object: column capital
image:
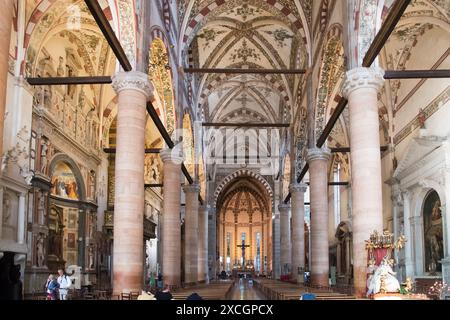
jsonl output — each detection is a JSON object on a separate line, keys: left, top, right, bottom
{"left": 112, "top": 71, "right": 154, "bottom": 100}
{"left": 289, "top": 183, "right": 308, "bottom": 194}
{"left": 183, "top": 183, "right": 200, "bottom": 194}
{"left": 343, "top": 67, "right": 385, "bottom": 98}
{"left": 160, "top": 144, "right": 184, "bottom": 164}
{"left": 278, "top": 203, "right": 291, "bottom": 212}
{"left": 306, "top": 147, "right": 331, "bottom": 163}
{"left": 401, "top": 189, "right": 412, "bottom": 201}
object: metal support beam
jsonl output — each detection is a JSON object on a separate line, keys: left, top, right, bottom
{"left": 103, "top": 148, "right": 161, "bottom": 154}
{"left": 146, "top": 102, "right": 174, "bottom": 148}
{"left": 202, "top": 122, "right": 289, "bottom": 128}
{"left": 84, "top": 0, "right": 132, "bottom": 71}
{"left": 27, "top": 76, "right": 112, "bottom": 86}
{"left": 184, "top": 68, "right": 307, "bottom": 75}
{"left": 316, "top": 98, "right": 348, "bottom": 148}
{"left": 384, "top": 69, "right": 450, "bottom": 79}
{"left": 146, "top": 102, "right": 202, "bottom": 204}
{"left": 145, "top": 184, "right": 163, "bottom": 188}
{"left": 330, "top": 146, "right": 388, "bottom": 153}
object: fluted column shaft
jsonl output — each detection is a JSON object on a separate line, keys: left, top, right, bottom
{"left": 184, "top": 183, "right": 200, "bottom": 284}
{"left": 111, "top": 71, "right": 153, "bottom": 295}
{"left": 290, "top": 183, "right": 308, "bottom": 282}
{"left": 307, "top": 147, "right": 331, "bottom": 287}
{"left": 198, "top": 205, "right": 209, "bottom": 283}
{"left": 343, "top": 67, "right": 385, "bottom": 297}
{"left": 279, "top": 204, "right": 292, "bottom": 274}
{"left": 0, "top": 0, "right": 14, "bottom": 162}
{"left": 161, "top": 147, "right": 183, "bottom": 288}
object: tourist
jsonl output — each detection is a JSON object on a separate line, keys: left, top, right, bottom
{"left": 45, "top": 274, "right": 59, "bottom": 300}
{"left": 186, "top": 292, "right": 203, "bottom": 300}
{"left": 149, "top": 272, "right": 156, "bottom": 290}
{"left": 155, "top": 284, "right": 173, "bottom": 300}
{"left": 57, "top": 269, "right": 72, "bottom": 300}
{"left": 157, "top": 273, "right": 163, "bottom": 289}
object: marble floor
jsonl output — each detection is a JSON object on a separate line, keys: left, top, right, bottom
{"left": 228, "top": 279, "right": 267, "bottom": 300}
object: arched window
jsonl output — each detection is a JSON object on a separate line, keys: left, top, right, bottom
{"left": 333, "top": 162, "right": 341, "bottom": 229}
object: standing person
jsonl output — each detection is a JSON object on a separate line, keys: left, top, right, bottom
{"left": 157, "top": 273, "right": 163, "bottom": 290}
{"left": 149, "top": 272, "right": 156, "bottom": 291}
{"left": 45, "top": 275, "right": 59, "bottom": 300}
{"left": 57, "top": 269, "right": 72, "bottom": 300}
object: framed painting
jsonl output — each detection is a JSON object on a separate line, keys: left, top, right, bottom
{"left": 423, "top": 190, "right": 444, "bottom": 273}
{"left": 67, "top": 232, "right": 76, "bottom": 249}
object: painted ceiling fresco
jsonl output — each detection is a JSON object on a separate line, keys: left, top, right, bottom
{"left": 188, "top": 0, "right": 311, "bottom": 129}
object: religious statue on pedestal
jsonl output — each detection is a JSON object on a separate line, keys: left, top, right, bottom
{"left": 40, "top": 139, "right": 49, "bottom": 174}
{"left": 365, "top": 230, "right": 406, "bottom": 298}
{"left": 367, "top": 256, "right": 400, "bottom": 295}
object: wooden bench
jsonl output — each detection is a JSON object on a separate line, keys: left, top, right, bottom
{"left": 253, "top": 279, "right": 356, "bottom": 300}
{"left": 171, "top": 281, "right": 234, "bottom": 300}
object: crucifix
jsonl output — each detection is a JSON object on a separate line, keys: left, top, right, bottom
{"left": 237, "top": 239, "right": 250, "bottom": 267}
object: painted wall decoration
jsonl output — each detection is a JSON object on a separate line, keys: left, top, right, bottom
{"left": 50, "top": 162, "right": 79, "bottom": 200}
{"left": 282, "top": 154, "right": 291, "bottom": 200}
{"left": 148, "top": 38, "right": 176, "bottom": 138}
{"left": 199, "top": 155, "right": 206, "bottom": 201}
{"left": 183, "top": 113, "right": 195, "bottom": 178}
{"left": 423, "top": 190, "right": 444, "bottom": 274}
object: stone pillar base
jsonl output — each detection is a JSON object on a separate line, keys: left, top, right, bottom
{"left": 311, "top": 274, "right": 329, "bottom": 287}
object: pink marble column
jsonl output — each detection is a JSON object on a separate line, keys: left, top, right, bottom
{"left": 111, "top": 71, "right": 153, "bottom": 295}
{"left": 0, "top": 0, "right": 14, "bottom": 162}
{"left": 278, "top": 204, "right": 291, "bottom": 274}
{"left": 198, "top": 204, "right": 209, "bottom": 283}
{"left": 184, "top": 183, "right": 200, "bottom": 285}
{"left": 160, "top": 146, "right": 183, "bottom": 288}
{"left": 306, "top": 147, "right": 331, "bottom": 287}
{"left": 290, "top": 183, "right": 308, "bottom": 282}
{"left": 343, "top": 67, "right": 385, "bottom": 297}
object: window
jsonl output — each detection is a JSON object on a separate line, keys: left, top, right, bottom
{"left": 334, "top": 162, "right": 341, "bottom": 228}
{"left": 256, "top": 232, "right": 261, "bottom": 272}
{"left": 226, "top": 232, "right": 231, "bottom": 271}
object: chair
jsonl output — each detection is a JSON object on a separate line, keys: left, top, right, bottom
{"left": 121, "top": 292, "right": 131, "bottom": 300}
{"left": 130, "top": 292, "right": 140, "bottom": 300}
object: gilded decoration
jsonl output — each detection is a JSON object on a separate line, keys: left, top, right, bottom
{"left": 148, "top": 39, "right": 176, "bottom": 137}
{"left": 183, "top": 114, "right": 195, "bottom": 179}
{"left": 365, "top": 230, "right": 407, "bottom": 297}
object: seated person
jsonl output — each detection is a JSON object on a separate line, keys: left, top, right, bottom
{"left": 137, "top": 290, "right": 156, "bottom": 300}
{"left": 155, "top": 284, "right": 173, "bottom": 300}
{"left": 186, "top": 292, "right": 203, "bottom": 300}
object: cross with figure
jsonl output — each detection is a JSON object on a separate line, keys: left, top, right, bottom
{"left": 237, "top": 239, "right": 250, "bottom": 266}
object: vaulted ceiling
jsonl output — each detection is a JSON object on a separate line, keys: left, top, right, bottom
{"left": 185, "top": 0, "right": 311, "bottom": 126}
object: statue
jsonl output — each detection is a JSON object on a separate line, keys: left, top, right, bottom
{"left": 150, "top": 157, "right": 160, "bottom": 183}
{"left": 418, "top": 108, "right": 426, "bottom": 129}
{"left": 36, "top": 234, "right": 45, "bottom": 267}
{"left": 40, "top": 139, "right": 49, "bottom": 174}
{"left": 37, "top": 192, "right": 45, "bottom": 222}
{"left": 367, "top": 256, "right": 400, "bottom": 295}
{"left": 89, "top": 170, "right": 96, "bottom": 200}
{"left": 88, "top": 246, "right": 94, "bottom": 269}
{"left": 57, "top": 57, "right": 65, "bottom": 77}
{"left": 2, "top": 193, "right": 11, "bottom": 224}
{"left": 78, "top": 86, "right": 86, "bottom": 109}
{"left": 402, "top": 278, "right": 413, "bottom": 293}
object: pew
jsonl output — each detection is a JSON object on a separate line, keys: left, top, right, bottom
{"left": 253, "top": 279, "right": 357, "bottom": 300}
{"left": 171, "top": 281, "right": 234, "bottom": 300}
